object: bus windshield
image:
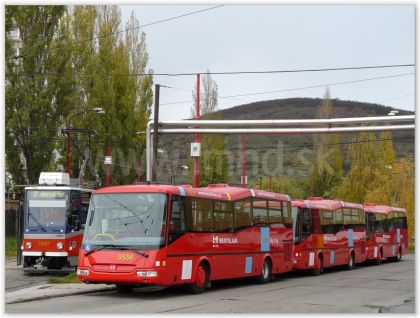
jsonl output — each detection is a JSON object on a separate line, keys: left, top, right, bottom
{"left": 83, "top": 193, "right": 168, "bottom": 250}
{"left": 26, "top": 190, "right": 70, "bottom": 230}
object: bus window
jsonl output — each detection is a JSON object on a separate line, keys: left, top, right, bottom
{"left": 374, "top": 213, "right": 387, "bottom": 233}
{"left": 334, "top": 209, "right": 344, "bottom": 233}
{"left": 187, "top": 198, "right": 213, "bottom": 232}
{"left": 283, "top": 202, "right": 293, "bottom": 229}
{"left": 292, "top": 206, "right": 301, "bottom": 244}
{"left": 252, "top": 199, "right": 268, "bottom": 226}
{"left": 320, "top": 210, "right": 334, "bottom": 234}
{"left": 394, "top": 212, "right": 407, "bottom": 230}
{"left": 234, "top": 199, "right": 252, "bottom": 230}
{"left": 302, "top": 208, "right": 312, "bottom": 240}
{"left": 268, "top": 201, "right": 282, "bottom": 226}
{"left": 387, "top": 213, "right": 395, "bottom": 232}
{"left": 169, "top": 195, "right": 186, "bottom": 243}
{"left": 214, "top": 201, "right": 233, "bottom": 232}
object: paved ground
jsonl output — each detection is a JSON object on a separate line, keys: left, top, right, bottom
{"left": 5, "top": 257, "right": 50, "bottom": 292}
{"left": 5, "top": 253, "right": 415, "bottom": 314}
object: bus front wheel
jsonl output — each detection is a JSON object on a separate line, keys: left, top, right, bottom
{"left": 187, "top": 262, "right": 210, "bottom": 294}
{"left": 258, "top": 258, "right": 272, "bottom": 284}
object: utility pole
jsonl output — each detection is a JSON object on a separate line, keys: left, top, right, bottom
{"left": 152, "top": 84, "right": 160, "bottom": 182}
{"left": 241, "top": 133, "right": 247, "bottom": 187}
{"left": 193, "top": 74, "right": 200, "bottom": 188}
{"left": 105, "top": 142, "right": 111, "bottom": 187}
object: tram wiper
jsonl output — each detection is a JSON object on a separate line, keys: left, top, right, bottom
{"left": 28, "top": 211, "right": 46, "bottom": 232}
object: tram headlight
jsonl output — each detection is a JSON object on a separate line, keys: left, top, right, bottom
{"left": 57, "top": 242, "right": 63, "bottom": 250}
{"left": 136, "top": 271, "right": 158, "bottom": 278}
{"left": 25, "top": 242, "right": 32, "bottom": 249}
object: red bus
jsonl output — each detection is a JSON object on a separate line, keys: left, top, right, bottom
{"left": 364, "top": 204, "right": 408, "bottom": 264}
{"left": 77, "top": 184, "right": 294, "bottom": 293}
{"left": 291, "top": 198, "right": 367, "bottom": 275}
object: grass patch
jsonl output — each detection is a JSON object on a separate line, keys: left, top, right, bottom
{"left": 48, "top": 272, "right": 81, "bottom": 284}
{"left": 409, "top": 244, "right": 415, "bottom": 252}
{"left": 5, "top": 236, "right": 17, "bottom": 257}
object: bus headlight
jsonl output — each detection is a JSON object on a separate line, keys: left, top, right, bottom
{"left": 57, "top": 242, "right": 63, "bottom": 250}
{"left": 25, "top": 242, "right": 32, "bottom": 249}
{"left": 77, "top": 268, "right": 89, "bottom": 276}
{"left": 136, "top": 271, "right": 158, "bottom": 278}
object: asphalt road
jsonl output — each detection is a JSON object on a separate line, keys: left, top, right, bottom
{"left": 6, "top": 253, "right": 415, "bottom": 313}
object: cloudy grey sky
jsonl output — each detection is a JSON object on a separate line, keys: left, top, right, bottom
{"left": 119, "top": 5, "right": 415, "bottom": 120}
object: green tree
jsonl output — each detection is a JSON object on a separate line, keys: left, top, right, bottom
{"left": 74, "top": 6, "right": 153, "bottom": 186}
{"left": 257, "top": 176, "right": 308, "bottom": 199}
{"left": 330, "top": 132, "right": 377, "bottom": 203}
{"left": 311, "top": 87, "right": 343, "bottom": 197}
{"left": 6, "top": 5, "right": 72, "bottom": 188}
{"left": 190, "top": 72, "right": 228, "bottom": 186}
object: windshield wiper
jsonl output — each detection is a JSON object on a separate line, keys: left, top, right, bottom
{"left": 84, "top": 244, "right": 117, "bottom": 256}
{"left": 84, "top": 244, "right": 149, "bottom": 258}
{"left": 28, "top": 211, "right": 46, "bottom": 232}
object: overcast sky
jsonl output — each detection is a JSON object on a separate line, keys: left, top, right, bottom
{"left": 118, "top": 5, "right": 414, "bottom": 120}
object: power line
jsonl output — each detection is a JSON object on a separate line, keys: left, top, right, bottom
{"left": 160, "top": 72, "right": 415, "bottom": 106}
{"left": 379, "top": 93, "right": 414, "bottom": 104}
{"left": 8, "top": 5, "right": 224, "bottom": 61}
{"left": 5, "top": 64, "right": 414, "bottom": 78}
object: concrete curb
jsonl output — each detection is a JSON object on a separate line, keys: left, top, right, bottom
{"left": 6, "top": 284, "right": 116, "bottom": 305}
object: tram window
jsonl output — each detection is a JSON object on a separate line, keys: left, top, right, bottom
{"left": 252, "top": 199, "right": 268, "bottom": 226}
{"left": 234, "top": 199, "right": 252, "bottom": 230}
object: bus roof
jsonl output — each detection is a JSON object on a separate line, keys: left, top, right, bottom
{"left": 292, "top": 198, "right": 363, "bottom": 210}
{"left": 364, "top": 204, "right": 406, "bottom": 214}
{"left": 94, "top": 183, "right": 291, "bottom": 202}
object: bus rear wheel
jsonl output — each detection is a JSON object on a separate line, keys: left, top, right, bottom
{"left": 375, "top": 249, "right": 382, "bottom": 266}
{"left": 258, "top": 258, "right": 272, "bottom": 284}
{"left": 393, "top": 247, "right": 402, "bottom": 262}
{"left": 346, "top": 253, "right": 355, "bottom": 270}
{"left": 187, "top": 262, "right": 210, "bottom": 294}
{"left": 312, "top": 254, "right": 323, "bottom": 276}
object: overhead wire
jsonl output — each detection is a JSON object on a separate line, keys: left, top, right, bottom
{"left": 7, "top": 5, "right": 224, "bottom": 61}
{"left": 160, "top": 72, "right": 415, "bottom": 106}
{"left": 6, "top": 64, "right": 415, "bottom": 78}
